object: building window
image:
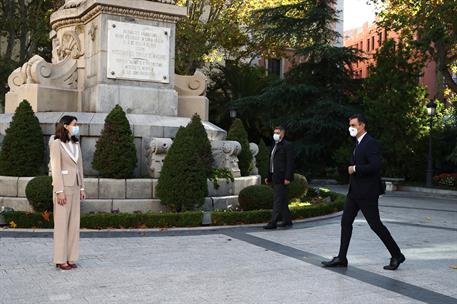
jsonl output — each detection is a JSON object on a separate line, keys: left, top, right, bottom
{"left": 371, "top": 36, "right": 375, "bottom": 50}
{"left": 378, "top": 32, "right": 383, "bottom": 46}
{"left": 267, "top": 58, "right": 281, "bottom": 77}
{"left": 360, "top": 41, "right": 363, "bottom": 50}
{"left": 367, "top": 38, "right": 370, "bottom": 51}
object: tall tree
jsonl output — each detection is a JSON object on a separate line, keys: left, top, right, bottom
{"left": 361, "top": 39, "right": 428, "bottom": 178}
{"left": 0, "top": 0, "right": 59, "bottom": 107}
{"left": 371, "top": 0, "right": 457, "bottom": 97}
{"left": 175, "top": 0, "right": 300, "bottom": 75}
{"left": 207, "top": 61, "right": 274, "bottom": 134}
{"left": 234, "top": 0, "right": 362, "bottom": 177}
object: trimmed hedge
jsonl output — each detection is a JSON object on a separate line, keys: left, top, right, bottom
{"left": 0, "top": 100, "right": 45, "bottom": 176}
{"left": 238, "top": 184, "right": 274, "bottom": 211}
{"left": 2, "top": 211, "right": 204, "bottom": 229}
{"left": 212, "top": 200, "right": 344, "bottom": 226}
{"left": 287, "top": 173, "right": 309, "bottom": 200}
{"left": 92, "top": 105, "right": 137, "bottom": 178}
{"left": 2, "top": 191, "right": 345, "bottom": 229}
{"left": 156, "top": 126, "right": 208, "bottom": 212}
{"left": 186, "top": 114, "right": 214, "bottom": 177}
{"left": 257, "top": 139, "right": 269, "bottom": 183}
{"left": 227, "top": 118, "right": 252, "bottom": 176}
{"left": 25, "top": 176, "right": 53, "bottom": 212}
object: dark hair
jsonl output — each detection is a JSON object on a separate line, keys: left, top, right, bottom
{"left": 349, "top": 114, "right": 368, "bottom": 126}
{"left": 274, "top": 125, "right": 286, "bottom": 132}
{"left": 55, "top": 115, "right": 78, "bottom": 143}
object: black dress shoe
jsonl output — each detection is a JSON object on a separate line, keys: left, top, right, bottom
{"left": 321, "top": 257, "right": 348, "bottom": 267}
{"left": 263, "top": 223, "right": 277, "bottom": 230}
{"left": 278, "top": 221, "right": 293, "bottom": 228}
{"left": 383, "top": 254, "right": 406, "bottom": 270}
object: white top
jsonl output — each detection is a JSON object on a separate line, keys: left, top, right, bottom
{"left": 357, "top": 132, "right": 367, "bottom": 143}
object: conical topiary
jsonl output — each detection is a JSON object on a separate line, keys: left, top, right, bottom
{"left": 226, "top": 118, "right": 252, "bottom": 176}
{"left": 0, "top": 100, "right": 45, "bottom": 176}
{"left": 156, "top": 126, "right": 208, "bottom": 212}
{"left": 186, "top": 113, "right": 214, "bottom": 177}
{"left": 92, "top": 105, "right": 137, "bottom": 178}
{"left": 257, "top": 138, "right": 269, "bottom": 183}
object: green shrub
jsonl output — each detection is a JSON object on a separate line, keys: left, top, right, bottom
{"left": 212, "top": 196, "right": 345, "bottom": 226}
{"left": 3, "top": 192, "right": 346, "bottom": 228}
{"left": 156, "top": 127, "right": 208, "bottom": 211}
{"left": 25, "top": 176, "right": 53, "bottom": 212}
{"left": 80, "top": 211, "right": 203, "bottom": 229}
{"left": 238, "top": 184, "right": 274, "bottom": 211}
{"left": 227, "top": 118, "right": 252, "bottom": 176}
{"left": 287, "top": 173, "right": 309, "bottom": 201}
{"left": 3, "top": 211, "right": 203, "bottom": 229}
{"left": 210, "top": 168, "right": 234, "bottom": 190}
{"left": 0, "top": 100, "right": 45, "bottom": 176}
{"left": 257, "top": 139, "right": 269, "bottom": 182}
{"left": 186, "top": 114, "right": 214, "bottom": 177}
{"left": 92, "top": 105, "right": 137, "bottom": 178}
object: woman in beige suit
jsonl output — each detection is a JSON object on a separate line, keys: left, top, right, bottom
{"left": 50, "top": 115, "right": 86, "bottom": 270}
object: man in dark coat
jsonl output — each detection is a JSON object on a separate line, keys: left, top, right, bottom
{"left": 322, "top": 114, "right": 405, "bottom": 270}
{"left": 264, "top": 126, "right": 295, "bottom": 230}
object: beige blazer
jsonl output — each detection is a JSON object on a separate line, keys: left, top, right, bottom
{"left": 50, "top": 139, "right": 85, "bottom": 193}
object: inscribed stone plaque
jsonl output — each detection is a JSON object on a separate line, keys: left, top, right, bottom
{"left": 107, "top": 21, "right": 170, "bottom": 83}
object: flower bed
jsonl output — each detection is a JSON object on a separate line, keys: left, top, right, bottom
{"left": 433, "top": 173, "right": 457, "bottom": 188}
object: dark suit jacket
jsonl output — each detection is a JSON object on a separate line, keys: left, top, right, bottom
{"left": 349, "top": 133, "right": 384, "bottom": 201}
{"left": 267, "top": 139, "right": 295, "bottom": 185}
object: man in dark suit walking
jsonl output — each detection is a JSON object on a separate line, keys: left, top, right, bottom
{"left": 322, "top": 114, "right": 405, "bottom": 270}
{"left": 264, "top": 126, "right": 295, "bottom": 230}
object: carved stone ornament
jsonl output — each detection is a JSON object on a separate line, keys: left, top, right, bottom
{"left": 211, "top": 140, "right": 242, "bottom": 177}
{"left": 63, "top": 0, "right": 87, "bottom": 9}
{"left": 56, "top": 30, "right": 84, "bottom": 61}
{"left": 175, "top": 71, "right": 207, "bottom": 96}
{"left": 8, "top": 55, "right": 78, "bottom": 92}
{"left": 249, "top": 143, "right": 259, "bottom": 175}
{"left": 147, "top": 138, "right": 173, "bottom": 178}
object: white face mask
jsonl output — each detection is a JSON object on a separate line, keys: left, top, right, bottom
{"left": 273, "top": 134, "right": 281, "bottom": 142}
{"left": 349, "top": 127, "right": 358, "bottom": 138}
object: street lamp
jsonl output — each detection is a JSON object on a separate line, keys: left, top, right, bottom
{"left": 425, "top": 100, "right": 437, "bottom": 187}
{"left": 229, "top": 106, "right": 237, "bottom": 119}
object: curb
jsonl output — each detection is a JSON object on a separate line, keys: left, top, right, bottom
{"left": 0, "top": 211, "right": 343, "bottom": 237}
{"left": 398, "top": 186, "right": 457, "bottom": 198}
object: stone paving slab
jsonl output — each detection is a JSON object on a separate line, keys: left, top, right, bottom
{"left": 0, "top": 192, "right": 456, "bottom": 304}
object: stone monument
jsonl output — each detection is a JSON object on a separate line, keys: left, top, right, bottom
{"left": 0, "top": 0, "right": 261, "bottom": 214}
{"left": 1, "top": 0, "right": 223, "bottom": 176}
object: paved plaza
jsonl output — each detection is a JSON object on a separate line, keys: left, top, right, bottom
{"left": 1, "top": 189, "right": 456, "bottom": 304}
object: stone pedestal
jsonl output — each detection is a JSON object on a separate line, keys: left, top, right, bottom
{"left": 50, "top": 0, "right": 186, "bottom": 115}
{"left": 5, "top": 84, "right": 78, "bottom": 113}
{"left": 1, "top": 0, "right": 229, "bottom": 177}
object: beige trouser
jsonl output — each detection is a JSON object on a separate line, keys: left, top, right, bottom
{"left": 53, "top": 186, "right": 80, "bottom": 264}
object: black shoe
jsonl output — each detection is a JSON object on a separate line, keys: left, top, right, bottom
{"left": 263, "top": 223, "right": 277, "bottom": 230}
{"left": 321, "top": 257, "right": 348, "bottom": 267}
{"left": 278, "top": 221, "right": 293, "bottom": 228}
{"left": 383, "top": 254, "right": 406, "bottom": 270}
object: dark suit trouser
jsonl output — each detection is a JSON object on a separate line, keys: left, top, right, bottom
{"left": 338, "top": 196, "right": 401, "bottom": 259}
{"left": 270, "top": 183, "right": 291, "bottom": 224}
